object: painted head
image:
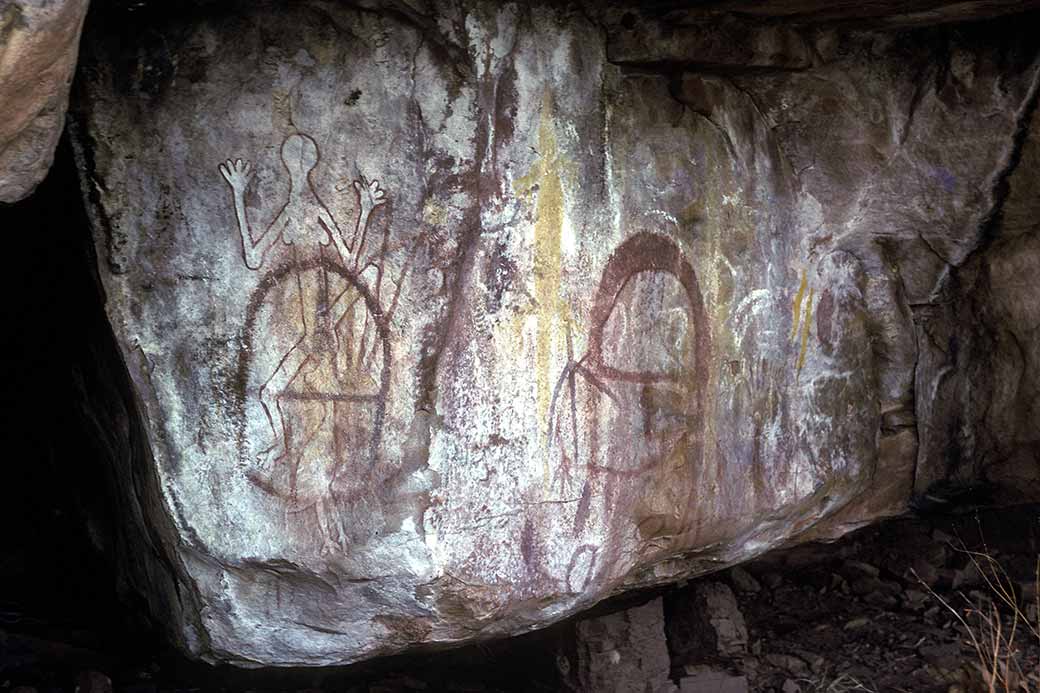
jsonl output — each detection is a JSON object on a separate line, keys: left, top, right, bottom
{"left": 280, "top": 133, "right": 319, "bottom": 188}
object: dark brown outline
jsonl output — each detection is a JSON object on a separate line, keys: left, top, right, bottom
{"left": 235, "top": 256, "right": 392, "bottom": 502}
{"left": 550, "top": 231, "right": 712, "bottom": 480}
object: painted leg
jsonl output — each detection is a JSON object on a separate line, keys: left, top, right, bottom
{"left": 330, "top": 284, "right": 361, "bottom": 385}
{"left": 316, "top": 498, "right": 347, "bottom": 555}
{"left": 257, "top": 343, "right": 310, "bottom": 468}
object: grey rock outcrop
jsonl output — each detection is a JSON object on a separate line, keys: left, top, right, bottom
{"left": 0, "top": 0, "right": 89, "bottom": 202}
{"left": 680, "top": 668, "right": 749, "bottom": 693}
{"left": 574, "top": 598, "right": 676, "bottom": 693}
{"left": 916, "top": 101, "right": 1040, "bottom": 505}
{"left": 666, "top": 582, "right": 748, "bottom": 664}
{"left": 67, "top": 0, "right": 1040, "bottom": 668}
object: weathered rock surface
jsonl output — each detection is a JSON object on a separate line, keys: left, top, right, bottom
{"left": 679, "top": 668, "right": 749, "bottom": 693}
{"left": 918, "top": 99, "right": 1040, "bottom": 505}
{"left": 602, "top": 0, "right": 1040, "bottom": 29}
{"left": 666, "top": 582, "right": 748, "bottom": 665}
{"left": 0, "top": 0, "right": 89, "bottom": 203}
{"left": 68, "top": 0, "right": 1040, "bottom": 668}
{"left": 574, "top": 598, "right": 676, "bottom": 693}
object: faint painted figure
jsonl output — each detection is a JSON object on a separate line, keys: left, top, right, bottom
{"left": 220, "top": 132, "right": 403, "bottom": 551}
{"left": 549, "top": 232, "right": 711, "bottom": 573}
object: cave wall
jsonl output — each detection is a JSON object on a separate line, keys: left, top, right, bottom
{"left": 3, "top": 0, "right": 1040, "bottom": 670}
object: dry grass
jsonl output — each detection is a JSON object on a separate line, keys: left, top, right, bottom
{"left": 913, "top": 535, "right": 1040, "bottom": 692}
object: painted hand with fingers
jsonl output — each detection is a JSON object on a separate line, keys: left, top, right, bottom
{"left": 355, "top": 176, "right": 386, "bottom": 212}
{"left": 337, "top": 174, "right": 388, "bottom": 265}
{"left": 219, "top": 158, "right": 253, "bottom": 194}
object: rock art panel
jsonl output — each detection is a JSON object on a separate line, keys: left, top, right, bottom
{"left": 70, "top": 0, "right": 1040, "bottom": 668}
{"left": 711, "top": 23, "right": 1040, "bottom": 530}
{"left": 546, "top": 232, "right": 712, "bottom": 582}
{"left": 220, "top": 133, "right": 399, "bottom": 552}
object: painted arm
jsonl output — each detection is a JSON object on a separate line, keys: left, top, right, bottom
{"left": 323, "top": 176, "right": 386, "bottom": 268}
{"left": 219, "top": 158, "right": 284, "bottom": 270}
{"left": 317, "top": 205, "right": 353, "bottom": 268}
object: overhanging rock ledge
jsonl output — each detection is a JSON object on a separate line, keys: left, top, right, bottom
{"left": 67, "top": 0, "right": 1040, "bottom": 667}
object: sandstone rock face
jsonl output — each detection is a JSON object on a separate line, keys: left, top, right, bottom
{"left": 70, "top": 0, "right": 1040, "bottom": 667}
{"left": 918, "top": 101, "right": 1040, "bottom": 504}
{"left": 0, "top": 0, "right": 89, "bottom": 203}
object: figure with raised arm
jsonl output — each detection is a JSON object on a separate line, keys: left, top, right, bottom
{"left": 219, "top": 133, "right": 386, "bottom": 470}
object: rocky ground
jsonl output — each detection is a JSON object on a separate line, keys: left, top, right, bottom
{"left": 693, "top": 507, "right": 1040, "bottom": 692}
{"left": 3, "top": 505, "right": 1040, "bottom": 692}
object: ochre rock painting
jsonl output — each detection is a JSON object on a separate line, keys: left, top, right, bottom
{"left": 221, "top": 133, "right": 400, "bottom": 553}
{"left": 71, "top": 0, "right": 1040, "bottom": 669}
{"left": 548, "top": 232, "right": 711, "bottom": 588}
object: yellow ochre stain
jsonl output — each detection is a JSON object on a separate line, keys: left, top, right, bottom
{"left": 797, "top": 286, "right": 814, "bottom": 374}
{"left": 790, "top": 269, "right": 808, "bottom": 339}
{"left": 513, "top": 88, "right": 575, "bottom": 489}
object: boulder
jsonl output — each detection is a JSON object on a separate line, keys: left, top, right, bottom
{"left": 679, "top": 667, "right": 748, "bottom": 693}
{"left": 67, "top": 0, "right": 1040, "bottom": 668}
{"left": 574, "top": 598, "right": 676, "bottom": 693}
{"left": 0, "top": 0, "right": 89, "bottom": 202}
{"left": 666, "top": 582, "right": 748, "bottom": 664}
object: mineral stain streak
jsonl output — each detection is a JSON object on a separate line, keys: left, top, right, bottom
{"left": 514, "top": 87, "right": 576, "bottom": 486}
{"left": 790, "top": 268, "right": 815, "bottom": 374}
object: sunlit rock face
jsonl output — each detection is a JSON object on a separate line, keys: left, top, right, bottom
{"left": 0, "top": 0, "right": 89, "bottom": 202}
{"left": 72, "top": 0, "right": 1040, "bottom": 667}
